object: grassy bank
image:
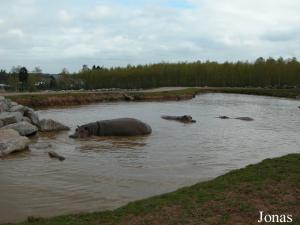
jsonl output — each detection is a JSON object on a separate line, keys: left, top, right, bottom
{"left": 207, "top": 87, "right": 300, "bottom": 99}
{"left": 4, "top": 87, "right": 300, "bottom": 108}
{"left": 6, "top": 88, "right": 203, "bottom": 108}
{"left": 5, "top": 153, "right": 300, "bottom": 225}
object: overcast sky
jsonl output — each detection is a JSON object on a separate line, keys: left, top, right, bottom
{"left": 0, "top": 0, "right": 300, "bottom": 73}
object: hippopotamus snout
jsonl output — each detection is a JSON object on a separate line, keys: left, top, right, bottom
{"left": 161, "top": 115, "right": 196, "bottom": 123}
{"left": 69, "top": 126, "right": 90, "bottom": 139}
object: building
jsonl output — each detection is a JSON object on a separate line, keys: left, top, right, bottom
{"left": 0, "top": 84, "right": 10, "bottom": 92}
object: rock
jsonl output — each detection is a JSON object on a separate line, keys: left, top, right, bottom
{"left": 0, "top": 98, "right": 9, "bottom": 113}
{"left": 0, "top": 129, "right": 30, "bottom": 157}
{"left": 31, "top": 143, "right": 52, "bottom": 149}
{"left": 123, "top": 93, "right": 134, "bottom": 101}
{"left": 0, "top": 112, "right": 18, "bottom": 126}
{"left": 39, "top": 119, "right": 70, "bottom": 132}
{"left": 9, "top": 101, "right": 18, "bottom": 107}
{"left": 2, "top": 121, "right": 38, "bottom": 136}
{"left": 48, "top": 151, "right": 65, "bottom": 161}
{"left": 9, "top": 111, "right": 23, "bottom": 122}
{"left": 22, "top": 116, "right": 32, "bottom": 123}
{"left": 9, "top": 104, "right": 25, "bottom": 113}
{"left": 0, "top": 120, "right": 3, "bottom": 128}
{"left": 24, "top": 107, "right": 39, "bottom": 126}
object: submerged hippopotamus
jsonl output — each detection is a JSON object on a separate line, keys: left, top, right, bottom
{"left": 218, "top": 116, "right": 230, "bottom": 119}
{"left": 69, "top": 118, "right": 152, "bottom": 138}
{"left": 217, "top": 116, "right": 254, "bottom": 121}
{"left": 235, "top": 117, "right": 254, "bottom": 121}
{"left": 161, "top": 115, "right": 196, "bottom": 123}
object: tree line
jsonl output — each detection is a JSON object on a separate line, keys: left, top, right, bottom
{"left": 1, "top": 57, "right": 300, "bottom": 91}
{"left": 76, "top": 57, "right": 300, "bottom": 89}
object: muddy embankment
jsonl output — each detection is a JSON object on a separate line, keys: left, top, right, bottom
{"left": 6, "top": 87, "right": 300, "bottom": 109}
{"left": 7, "top": 89, "right": 199, "bottom": 108}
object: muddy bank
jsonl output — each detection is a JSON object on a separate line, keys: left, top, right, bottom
{"left": 7, "top": 89, "right": 200, "bottom": 108}
{"left": 5, "top": 87, "right": 300, "bottom": 108}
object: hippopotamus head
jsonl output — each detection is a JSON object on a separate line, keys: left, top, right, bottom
{"left": 181, "top": 115, "right": 196, "bottom": 123}
{"left": 69, "top": 126, "right": 90, "bottom": 139}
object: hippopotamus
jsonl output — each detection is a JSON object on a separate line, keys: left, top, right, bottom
{"left": 218, "top": 116, "right": 230, "bottom": 119}
{"left": 161, "top": 115, "right": 196, "bottom": 123}
{"left": 69, "top": 118, "right": 152, "bottom": 138}
{"left": 217, "top": 116, "right": 254, "bottom": 121}
{"left": 235, "top": 117, "right": 254, "bottom": 121}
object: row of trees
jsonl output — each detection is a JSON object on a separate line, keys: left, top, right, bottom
{"left": 1, "top": 57, "right": 300, "bottom": 91}
{"left": 76, "top": 57, "right": 300, "bottom": 89}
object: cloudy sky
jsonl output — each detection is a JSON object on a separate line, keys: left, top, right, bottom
{"left": 0, "top": 0, "right": 300, "bottom": 73}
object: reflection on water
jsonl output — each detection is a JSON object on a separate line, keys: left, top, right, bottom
{"left": 0, "top": 93, "right": 300, "bottom": 223}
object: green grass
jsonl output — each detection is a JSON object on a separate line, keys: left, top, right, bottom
{"left": 4, "top": 153, "right": 300, "bottom": 225}
{"left": 206, "top": 87, "right": 300, "bottom": 99}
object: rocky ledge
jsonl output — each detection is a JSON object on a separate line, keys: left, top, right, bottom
{"left": 0, "top": 96, "right": 70, "bottom": 157}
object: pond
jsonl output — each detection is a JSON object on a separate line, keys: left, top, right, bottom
{"left": 0, "top": 93, "right": 299, "bottom": 223}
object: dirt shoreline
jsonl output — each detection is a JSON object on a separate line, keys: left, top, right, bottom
{"left": 2, "top": 87, "right": 300, "bottom": 108}
{"left": 3, "top": 88, "right": 201, "bottom": 108}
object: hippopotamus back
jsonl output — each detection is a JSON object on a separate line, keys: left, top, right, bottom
{"left": 99, "top": 118, "right": 152, "bottom": 136}
{"left": 70, "top": 118, "right": 152, "bottom": 138}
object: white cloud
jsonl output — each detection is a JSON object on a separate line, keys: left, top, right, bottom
{"left": 0, "top": 0, "right": 300, "bottom": 72}
{"left": 88, "top": 5, "right": 116, "bottom": 20}
{"left": 58, "top": 10, "right": 73, "bottom": 23}
{"left": 7, "top": 28, "right": 24, "bottom": 38}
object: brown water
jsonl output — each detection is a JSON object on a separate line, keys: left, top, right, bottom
{"left": 1, "top": 93, "right": 300, "bottom": 223}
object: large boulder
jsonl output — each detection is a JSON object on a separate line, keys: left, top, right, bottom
{"left": 22, "top": 116, "right": 32, "bottom": 123}
{"left": 39, "top": 119, "right": 70, "bottom": 132}
{"left": 0, "top": 129, "right": 30, "bottom": 157}
{"left": 0, "top": 97, "right": 9, "bottom": 113}
{"left": 9, "top": 104, "right": 26, "bottom": 113}
{"left": 2, "top": 121, "right": 38, "bottom": 136}
{"left": 0, "top": 112, "right": 19, "bottom": 126}
{"left": 11, "top": 111, "right": 23, "bottom": 121}
{"left": 9, "top": 101, "right": 18, "bottom": 107}
{"left": 24, "top": 107, "right": 39, "bottom": 126}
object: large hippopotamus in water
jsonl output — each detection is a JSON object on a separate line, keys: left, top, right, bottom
{"left": 69, "top": 118, "right": 152, "bottom": 138}
{"left": 161, "top": 115, "right": 196, "bottom": 123}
